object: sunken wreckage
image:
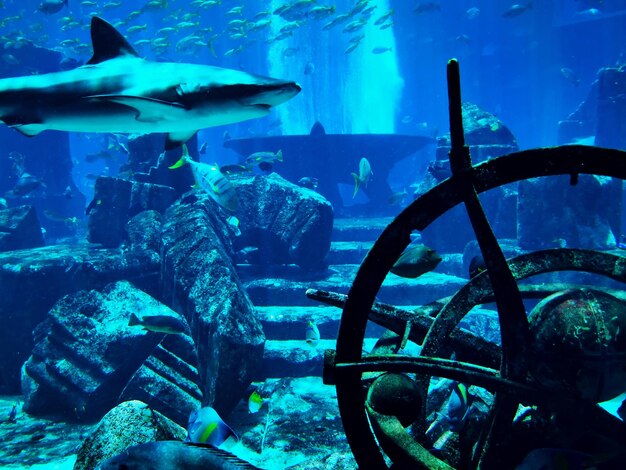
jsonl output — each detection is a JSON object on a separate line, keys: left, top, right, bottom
{"left": 310, "top": 60, "right": 626, "bottom": 468}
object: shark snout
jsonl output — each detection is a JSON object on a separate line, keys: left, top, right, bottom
{"left": 281, "top": 81, "right": 302, "bottom": 96}
{"left": 246, "top": 80, "right": 301, "bottom": 108}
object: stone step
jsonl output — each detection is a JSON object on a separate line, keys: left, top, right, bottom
{"left": 242, "top": 264, "right": 466, "bottom": 307}
{"left": 255, "top": 305, "right": 386, "bottom": 341}
{"left": 257, "top": 338, "right": 378, "bottom": 380}
{"left": 325, "top": 241, "right": 372, "bottom": 265}
{"left": 257, "top": 336, "right": 424, "bottom": 380}
{"left": 331, "top": 217, "right": 394, "bottom": 242}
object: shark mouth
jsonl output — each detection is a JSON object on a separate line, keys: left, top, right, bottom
{"left": 210, "top": 82, "right": 301, "bottom": 107}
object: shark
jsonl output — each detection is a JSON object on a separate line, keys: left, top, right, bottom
{"left": 0, "top": 16, "right": 301, "bottom": 149}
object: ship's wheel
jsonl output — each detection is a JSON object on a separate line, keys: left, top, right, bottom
{"left": 312, "top": 60, "right": 626, "bottom": 469}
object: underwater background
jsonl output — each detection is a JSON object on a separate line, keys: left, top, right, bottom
{"left": 0, "top": 0, "right": 626, "bottom": 469}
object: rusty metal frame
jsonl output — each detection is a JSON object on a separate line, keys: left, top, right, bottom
{"left": 328, "top": 59, "right": 626, "bottom": 469}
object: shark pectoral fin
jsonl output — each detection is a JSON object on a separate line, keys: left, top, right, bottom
{"left": 1, "top": 116, "right": 45, "bottom": 137}
{"left": 85, "top": 95, "right": 187, "bottom": 122}
{"left": 12, "top": 125, "right": 45, "bottom": 137}
{"left": 165, "top": 131, "right": 198, "bottom": 150}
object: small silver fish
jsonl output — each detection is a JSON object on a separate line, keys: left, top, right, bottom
{"left": 305, "top": 321, "right": 320, "bottom": 347}
{"left": 128, "top": 313, "right": 187, "bottom": 334}
{"left": 38, "top": 0, "right": 68, "bottom": 14}
{"left": 502, "top": 2, "right": 532, "bottom": 18}
{"left": 372, "top": 47, "right": 392, "bottom": 54}
{"left": 245, "top": 149, "right": 283, "bottom": 167}
{"left": 560, "top": 67, "right": 580, "bottom": 87}
{"left": 351, "top": 157, "right": 372, "bottom": 198}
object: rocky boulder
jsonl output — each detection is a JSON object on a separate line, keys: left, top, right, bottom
{"left": 74, "top": 400, "right": 186, "bottom": 470}
{"left": 161, "top": 196, "right": 265, "bottom": 416}
{"left": 21, "top": 281, "right": 201, "bottom": 425}
{"left": 232, "top": 173, "right": 333, "bottom": 270}
{"left": 0, "top": 205, "right": 45, "bottom": 252}
{"left": 518, "top": 175, "right": 619, "bottom": 250}
{"left": 0, "top": 243, "right": 160, "bottom": 395}
{"left": 435, "top": 102, "right": 518, "bottom": 167}
{"left": 459, "top": 102, "right": 517, "bottom": 147}
{"left": 87, "top": 177, "right": 177, "bottom": 248}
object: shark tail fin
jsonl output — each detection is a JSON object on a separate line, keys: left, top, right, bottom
{"left": 352, "top": 172, "right": 360, "bottom": 198}
{"left": 169, "top": 157, "right": 187, "bottom": 170}
{"left": 276, "top": 149, "right": 283, "bottom": 162}
{"left": 128, "top": 313, "right": 140, "bottom": 326}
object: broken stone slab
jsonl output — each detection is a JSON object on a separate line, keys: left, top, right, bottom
{"left": 232, "top": 173, "right": 333, "bottom": 270}
{"left": 74, "top": 400, "right": 186, "bottom": 470}
{"left": 21, "top": 281, "right": 201, "bottom": 425}
{"left": 87, "top": 177, "right": 177, "bottom": 248}
{"left": 0, "top": 205, "right": 45, "bottom": 252}
{"left": 126, "top": 210, "right": 162, "bottom": 260}
{"left": 118, "top": 333, "right": 203, "bottom": 426}
{"left": 0, "top": 244, "right": 159, "bottom": 394}
{"left": 161, "top": 196, "right": 265, "bottom": 416}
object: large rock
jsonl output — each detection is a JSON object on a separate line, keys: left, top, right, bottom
{"left": 518, "top": 175, "right": 619, "bottom": 250}
{"left": 421, "top": 103, "right": 519, "bottom": 253}
{"left": 0, "top": 244, "right": 159, "bottom": 394}
{"left": 435, "top": 102, "right": 518, "bottom": 167}
{"left": 87, "top": 177, "right": 177, "bottom": 247}
{"left": 0, "top": 205, "right": 45, "bottom": 252}
{"left": 74, "top": 400, "right": 186, "bottom": 470}
{"left": 596, "top": 66, "right": 626, "bottom": 149}
{"left": 559, "top": 66, "right": 626, "bottom": 148}
{"left": 21, "top": 281, "right": 201, "bottom": 425}
{"left": 162, "top": 196, "right": 265, "bottom": 416}
{"left": 126, "top": 210, "right": 162, "bottom": 261}
{"left": 232, "top": 173, "right": 333, "bottom": 269}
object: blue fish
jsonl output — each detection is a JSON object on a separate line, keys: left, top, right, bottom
{"left": 186, "top": 407, "right": 238, "bottom": 448}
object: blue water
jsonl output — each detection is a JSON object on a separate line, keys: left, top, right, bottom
{"left": 1, "top": 0, "right": 626, "bottom": 468}
{"left": 1, "top": 0, "right": 623, "bottom": 197}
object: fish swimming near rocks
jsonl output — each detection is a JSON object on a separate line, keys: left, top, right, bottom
{"left": 245, "top": 149, "right": 283, "bottom": 168}
{"left": 0, "top": 16, "right": 300, "bottom": 149}
{"left": 352, "top": 157, "right": 372, "bottom": 198}
{"left": 128, "top": 312, "right": 187, "bottom": 334}
{"left": 248, "top": 390, "right": 263, "bottom": 413}
{"left": 5, "top": 172, "right": 45, "bottom": 197}
{"left": 170, "top": 144, "right": 238, "bottom": 212}
{"left": 186, "top": 407, "right": 238, "bottom": 448}
{"left": 99, "top": 440, "right": 260, "bottom": 469}
{"left": 298, "top": 176, "right": 318, "bottom": 190}
{"left": 390, "top": 244, "right": 441, "bottom": 278}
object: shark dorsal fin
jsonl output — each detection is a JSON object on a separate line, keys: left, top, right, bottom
{"left": 87, "top": 16, "right": 139, "bottom": 65}
{"left": 310, "top": 121, "right": 326, "bottom": 136}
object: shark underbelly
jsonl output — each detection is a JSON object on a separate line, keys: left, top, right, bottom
{"left": 28, "top": 100, "right": 271, "bottom": 134}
